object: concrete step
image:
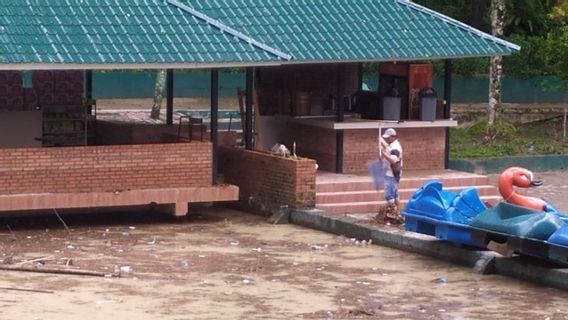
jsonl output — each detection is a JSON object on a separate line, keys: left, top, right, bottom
{"left": 315, "top": 176, "right": 490, "bottom": 193}
{"left": 316, "top": 195, "right": 503, "bottom": 215}
{"left": 316, "top": 185, "right": 499, "bottom": 204}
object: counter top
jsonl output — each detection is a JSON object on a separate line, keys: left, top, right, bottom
{"left": 280, "top": 115, "right": 458, "bottom": 130}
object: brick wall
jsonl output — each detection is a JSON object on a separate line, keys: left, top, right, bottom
{"left": 219, "top": 147, "right": 316, "bottom": 210}
{"left": 401, "top": 128, "right": 446, "bottom": 170}
{"left": 284, "top": 123, "right": 446, "bottom": 173}
{"left": 0, "top": 142, "right": 212, "bottom": 195}
{"left": 344, "top": 127, "right": 446, "bottom": 172}
{"left": 282, "top": 122, "right": 337, "bottom": 172}
{"left": 96, "top": 121, "right": 194, "bottom": 145}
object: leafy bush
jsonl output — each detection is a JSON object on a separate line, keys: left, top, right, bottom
{"left": 503, "top": 35, "right": 553, "bottom": 78}
{"left": 450, "top": 118, "right": 568, "bottom": 159}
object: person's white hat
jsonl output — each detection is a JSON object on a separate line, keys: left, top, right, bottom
{"left": 382, "top": 128, "right": 397, "bottom": 138}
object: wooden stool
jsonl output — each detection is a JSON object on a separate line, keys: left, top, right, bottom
{"left": 178, "top": 115, "right": 205, "bottom": 142}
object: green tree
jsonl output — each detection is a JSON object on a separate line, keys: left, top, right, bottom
{"left": 548, "top": 1, "right": 568, "bottom": 86}
{"left": 150, "top": 69, "right": 167, "bottom": 120}
{"left": 488, "top": 0, "right": 505, "bottom": 126}
{"left": 505, "top": 0, "right": 558, "bottom": 36}
{"left": 416, "top": 0, "right": 564, "bottom": 78}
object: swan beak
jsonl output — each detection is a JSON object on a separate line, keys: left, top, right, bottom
{"left": 531, "top": 180, "right": 543, "bottom": 187}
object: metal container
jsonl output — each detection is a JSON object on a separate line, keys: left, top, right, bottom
{"left": 381, "top": 87, "right": 401, "bottom": 120}
{"left": 419, "top": 87, "right": 437, "bottom": 121}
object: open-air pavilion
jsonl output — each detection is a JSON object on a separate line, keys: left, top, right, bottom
{"left": 0, "top": 0, "right": 519, "bottom": 216}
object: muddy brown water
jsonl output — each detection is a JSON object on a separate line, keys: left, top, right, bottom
{"left": 0, "top": 207, "right": 567, "bottom": 320}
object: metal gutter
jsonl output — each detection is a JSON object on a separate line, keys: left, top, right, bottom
{"left": 396, "top": 0, "right": 521, "bottom": 52}
{"left": 166, "top": 0, "right": 293, "bottom": 61}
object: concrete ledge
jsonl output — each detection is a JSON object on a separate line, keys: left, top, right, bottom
{"left": 449, "top": 155, "right": 568, "bottom": 174}
{"left": 290, "top": 208, "right": 568, "bottom": 291}
{"left": 0, "top": 185, "right": 239, "bottom": 212}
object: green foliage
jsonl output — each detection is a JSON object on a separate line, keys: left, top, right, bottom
{"left": 416, "top": 0, "right": 568, "bottom": 80}
{"left": 450, "top": 118, "right": 568, "bottom": 159}
{"left": 363, "top": 62, "right": 378, "bottom": 75}
{"left": 415, "top": 0, "right": 489, "bottom": 30}
{"left": 546, "top": 25, "right": 568, "bottom": 88}
{"left": 505, "top": 0, "right": 558, "bottom": 36}
{"left": 503, "top": 35, "right": 552, "bottom": 78}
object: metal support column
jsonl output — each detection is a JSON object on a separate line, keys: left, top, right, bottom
{"left": 336, "top": 64, "right": 345, "bottom": 173}
{"left": 85, "top": 70, "right": 93, "bottom": 101}
{"left": 245, "top": 68, "right": 254, "bottom": 150}
{"left": 211, "top": 69, "right": 219, "bottom": 185}
{"left": 166, "top": 69, "right": 174, "bottom": 126}
{"left": 444, "top": 60, "right": 453, "bottom": 169}
{"left": 357, "top": 63, "right": 363, "bottom": 91}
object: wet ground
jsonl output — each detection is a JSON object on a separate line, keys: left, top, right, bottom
{"left": 1, "top": 206, "right": 568, "bottom": 320}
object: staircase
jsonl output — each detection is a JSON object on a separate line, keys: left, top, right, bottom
{"left": 316, "top": 170, "right": 502, "bottom": 215}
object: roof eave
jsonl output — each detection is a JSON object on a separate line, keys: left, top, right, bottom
{"left": 0, "top": 61, "right": 284, "bottom": 71}
{"left": 275, "top": 53, "right": 518, "bottom": 66}
{"left": 396, "top": 0, "right": 521, "bottom": 53}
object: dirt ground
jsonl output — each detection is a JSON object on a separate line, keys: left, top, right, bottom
{"left": 1, "top": 206, "right": 568, "bottom": 320}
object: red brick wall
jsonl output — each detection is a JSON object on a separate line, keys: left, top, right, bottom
{"left": 96, "top": 121, "right": 196, "bottom": 145}
{"left": 219, "top": 147, "right": 316, "bottom": 210}
{"left": 0, "top": 143, "right": 212, "bottom": 195}
{"left": 344, "top": 128, "right": 446, "bottom": 172}
{"left": 282, "top": 122, "right": 337, "bottom": 172}
{"left": 285, "top": 124, "right": 446, "bottom": 173}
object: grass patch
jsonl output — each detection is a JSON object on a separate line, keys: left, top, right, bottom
{"left": 450, "top": 117, "right": 568, "bottom": 158}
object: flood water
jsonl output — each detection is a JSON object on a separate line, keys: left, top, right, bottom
{"left": 0, "top": 206, "right": 567, "bottom": 319}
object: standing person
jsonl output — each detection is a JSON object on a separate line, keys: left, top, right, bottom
{"left": 379, "top": 128, "right": 403, "bottom": 213}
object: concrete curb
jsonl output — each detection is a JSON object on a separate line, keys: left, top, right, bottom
{"left": 290, "top": 208, "right": 568, "bottom": 291}
{"left": 449, "top": 155, "right": 568, "bottom": 174}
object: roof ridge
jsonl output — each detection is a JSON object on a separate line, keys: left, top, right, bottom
{"left": 166, "top": 0, "right": 293, "bottom": 61}
{"left": 396, "top": 0, "right": 520, "bottom": 52}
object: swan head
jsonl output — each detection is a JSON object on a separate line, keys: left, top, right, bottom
{"left": 500, "top": 167, "right": 542, "bottom": 189}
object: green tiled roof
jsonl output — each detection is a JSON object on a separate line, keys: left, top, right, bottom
{"left": 0, "top": 0, "right": 280, "bottom": 67}
{"left": 179, "top": 0, "right": 519, "bottom": 62}
{"left": 0, "top": 0, "right": 519, "bottom": 69}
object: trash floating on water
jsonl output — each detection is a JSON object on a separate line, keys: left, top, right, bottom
{"left": 119, "top": 266, "right": 131, "bottom": 274}
{"left": 181, "top": 259, "right": 192, "bottom": 269}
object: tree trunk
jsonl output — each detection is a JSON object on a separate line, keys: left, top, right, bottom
{"left": 488, "top": 0, "right": 505, "bottom": 126}
{"left": 150, "top": 69, "right": 167, "bottom": 120}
